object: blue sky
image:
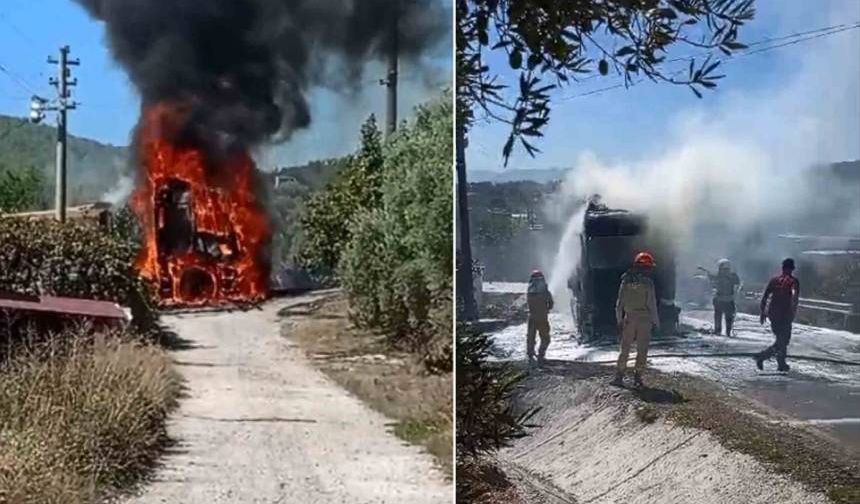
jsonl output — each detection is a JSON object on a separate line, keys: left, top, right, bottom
{"left": 467, "top": 0, "right": 860, "bottom": 172}
{"left": 0, "top": 0, "right": 139, "bottom": 146}
{"left": 0, "top": 0, "right": 452, "bottom": 166}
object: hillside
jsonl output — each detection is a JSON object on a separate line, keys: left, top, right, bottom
{"left": 0, "top": 114, "right": 128, "bottom": 205}
{"left": 469, "top": 167, "right": 568, "bottom": 183}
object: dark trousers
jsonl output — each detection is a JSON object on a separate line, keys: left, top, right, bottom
{"left": 713, "top": 299, "right": 736, "bottom": 335}
{"left": 758, "top": 319, "right": 792, "bottom": 368}
{"left": 526, "top": 317, "right": 550, "bottom": 361}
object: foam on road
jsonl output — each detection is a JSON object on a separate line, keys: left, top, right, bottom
{"left": 484, "top": 281, "right": 860, "bottom": 452}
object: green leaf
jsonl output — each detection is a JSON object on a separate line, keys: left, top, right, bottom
{"left": 615, "top": 46, "right": 636, "bottom": 57}
{"left": 656, "top": 8, "right": 678, "bottom": 19}
{"left": 509, "top": 49, "right": 523, "bottom": 70}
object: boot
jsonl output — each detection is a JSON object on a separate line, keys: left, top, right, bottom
{"left": 633, "top": 372, "right": 645, "bottom": 389}
{"left": 754, "top": 354, "right": 764, "bottom": 371}
{"left": 777, "top": 358, "right": 790, "bottom": 373}
{"left": 610, "top": 372, "right": 624, "bottom": 387}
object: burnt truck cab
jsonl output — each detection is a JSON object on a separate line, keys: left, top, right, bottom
{"left": 568, "top": 201, "right": 680, "bottom": 342}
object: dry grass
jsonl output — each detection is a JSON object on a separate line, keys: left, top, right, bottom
{"left": 280, "top": 292, "right": 453, "bottom": 476}
{"left": 0, "top": 329, "right": 181, "bottom": 504}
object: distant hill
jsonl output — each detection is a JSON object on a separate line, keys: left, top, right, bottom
{"left": 469, "top": 167, "right": 568, "bottom": 183}
{"left": 0, "top": 114, "right": 128, "bottom": 205}
{"left": 271, "top": 158, "right": 346, "bottom": 191}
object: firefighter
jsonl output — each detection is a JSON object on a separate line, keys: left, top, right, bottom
{"left": 526, "top": 269, "right": 553, "bottom": 366}
{"left": 698, "top": 259, "right": 742, "bottom": 336}
{"left": 612, "top": 252, "right": 660, "bottom": 388}
{"left": 755, "top": 258, "right": 800, "bottom": 372}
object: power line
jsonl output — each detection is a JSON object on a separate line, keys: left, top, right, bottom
{"left": 0, "top": 62, "right": 37, "bottom": 94}
{"left": 557, "top": 21, "right": 860, "bottom": 102}
{"left": 0, "top": 12, "right": 41, "bottom": 49}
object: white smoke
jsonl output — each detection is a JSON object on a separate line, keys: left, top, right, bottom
{"left": 101, "top": 174, "right": 133, "bottom": 205}
{"left": 545, "top": 1, "right": 860, "bottom": 302}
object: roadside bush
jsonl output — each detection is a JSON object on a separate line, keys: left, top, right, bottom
{"left": 0, "top": 217, "right": 154, "bottom": 330}
{"left": 338, "top": 94, "right": 453, "bottom": 358}
{"left": 300, "top": 92, "right": 453, "bottom": 368}
{"left": 456, "top": 325, "right": 537, "bottom": 499}
{"left": 298, "top": 116, "right": 384, "bottom": 278}
{"left": 0, "top": 329, "right": 180, "bottom": 503}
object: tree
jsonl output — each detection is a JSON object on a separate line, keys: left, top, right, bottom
{"left": 298, "top": 116, "right": 384, "bottom": 277}
{"left": 458, "top": 0, "right": 755, "bottom": 162}
{"left": 0, "top": 165, "right": 46, "bottom": 213}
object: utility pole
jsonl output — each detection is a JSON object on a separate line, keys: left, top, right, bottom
{"left": 383, "top": 4, "right": 399, "bottom": 137}
{"left": 30, "top": 46, "right": 79, "bottom": 223}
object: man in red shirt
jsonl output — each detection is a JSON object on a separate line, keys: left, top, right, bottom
{"left": 755, "top": 258, "right": 801, "bottom": 372}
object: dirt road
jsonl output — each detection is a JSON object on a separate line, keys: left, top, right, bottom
{"left": 125, "top": 292, "right": 451, "bottom": 504}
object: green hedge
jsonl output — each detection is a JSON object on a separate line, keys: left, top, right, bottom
{"left": 299, "top": 93, "right": 452, "bottom": 366}
{"left": 0, "top": 217, "right": 154, "bottom": 330}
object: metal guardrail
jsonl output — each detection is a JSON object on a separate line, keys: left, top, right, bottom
{"left": 743, "top": 291, "right": 853, "bottom": 314}
{"left": 739, "top": 291, "right": 859, "bottom": 333}
{"left": 798, "top": 297, "right": 852, "bottom": 314}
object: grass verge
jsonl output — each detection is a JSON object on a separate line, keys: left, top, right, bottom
{"left": 0, "top": 330, "right": 181, "bottom": 503}
{"left": 280, "top": 292, "right": 453, "bottom": 476}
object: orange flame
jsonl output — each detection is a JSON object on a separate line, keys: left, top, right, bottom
{"left": 130, "top": 103, "right": 270, "bottom": 306}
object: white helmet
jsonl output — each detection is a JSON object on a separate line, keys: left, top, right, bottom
{"left": 717, "top": 258, "right": 731, "bottom": 271}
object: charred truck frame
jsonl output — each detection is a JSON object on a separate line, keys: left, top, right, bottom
{"left": 153, "top": 179, "right": 243, "bottom": 303}
{"left": 568, "top": 200, "right": 680, "bottom": 342}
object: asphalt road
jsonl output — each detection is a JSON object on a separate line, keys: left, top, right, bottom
{"left": 124, "top": 292, "right": 451, "bottom": 504}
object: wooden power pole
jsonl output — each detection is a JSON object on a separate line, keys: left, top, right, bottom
{"left": 47, "top": 46, "right": 79, "bottom": 223}
{"left": 384, "top": 4, "right": 399, "bottom": 137}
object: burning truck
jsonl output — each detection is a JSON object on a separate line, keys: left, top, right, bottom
{"left": 130, "top": 104, "right": 270, "bottom": 306}
{"left": 568, "top": 199, "right": 680, "bottom": 342}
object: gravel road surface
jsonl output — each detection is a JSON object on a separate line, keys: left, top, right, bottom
{"left": 124, "top": 292, "right": 451, "bottom": 504}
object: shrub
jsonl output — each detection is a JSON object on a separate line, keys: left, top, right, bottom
{"left": 0, "top": 329, "right": 180, "bottom": 503}
{"left": 299, "top": 93, "right": 453, "bottom": 368}
{"left": 455, "top": 326, "right": 536, "bottom": 461}
{"left": 0, "top": 217, "right": 154, "bottom": 331}
{"left": 298, "top": 116, "right": 384, "bottom": 277}
{"left": 337, "top": 94, "right": 453, "bottom": 357}
{"left": 456, "top": 325, "right": 537, "bottom": 500}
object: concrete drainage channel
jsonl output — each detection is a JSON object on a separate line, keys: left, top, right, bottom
{"left": 499, "top": 372, "right": 834, "bottom": 504}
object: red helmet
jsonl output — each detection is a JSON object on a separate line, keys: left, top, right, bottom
{"left": 530, "top": 269, "right": 544, "bottom": 278}
{"left": 634, "top": 251, "right": 655, "bottom": 267}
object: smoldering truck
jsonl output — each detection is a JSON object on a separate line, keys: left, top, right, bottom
{"left": 568, "top": 198, "right": 680, "bottom": 342}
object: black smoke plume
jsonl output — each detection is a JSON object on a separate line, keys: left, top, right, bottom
{"left": 74, "top": 0, "right": 448, "bottom": 154}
